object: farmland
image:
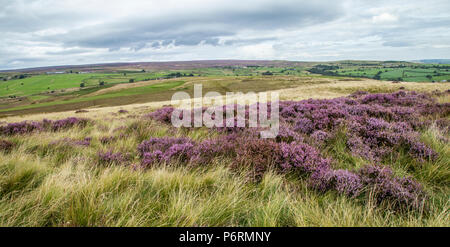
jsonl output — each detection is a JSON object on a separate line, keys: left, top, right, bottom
{"left": 309, "top": 61, "right": 450, "bottom": 82}
{"left": 1, "top": 60, "right": 449, "bottom": 116}
{"left": 0, "top": 63, "right": 309, "bottom": 116}
{"left": 0, "top": 60, "right": 449, "bottom": 227}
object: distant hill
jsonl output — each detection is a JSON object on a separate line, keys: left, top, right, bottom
{"left": 415, "top": 59, "right": 450, "bottom": 64}
{"left": 0, "top": 60, "right": 311, "bottom": 73}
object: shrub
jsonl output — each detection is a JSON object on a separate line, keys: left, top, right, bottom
{"left": 0, "top": 139, "right": 14, "bottom": 152}
{"left": 138, "top": 137, "right": 196, "bottom": 167}
{"left": 97, "top": 150, "right": 127, "bottom": 165}
{"left": 358, "top": 164, "right": 426, "bottom": 210}
{"left": 0, "top": 121, "right": 43, "bottom": 136}
{"left": 50, "top": 117, "right": 89, "bottom": 131}
{"left": 309, "top": 168, "right": 363, "bottom": 198}
{"left": 146, "top": 107, "right": 174, "bottom": 124}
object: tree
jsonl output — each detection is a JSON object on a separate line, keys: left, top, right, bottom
{"left": 373, "top": 71, "right": 382, "bottom": 80}
{"left": 80, "top": 83, "right": 85, "bottom": 87}
{"left": 99, "top": 81, "right": 105, "bottom": 86}
{"left": 129, "top": 79, "right": 135, "bottom": 83}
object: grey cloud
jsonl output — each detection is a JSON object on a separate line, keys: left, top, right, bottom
{"left": 1, "top": 0, "right": 450, "bottom": 70}
{"left": 382, "top": 41, "right": 412, "bottom": 47}
{"left": 45, "top": 48, "right": 92, "bottom": 55}
{"left": 26, "top": 0, "right": 344, "bottom": 50}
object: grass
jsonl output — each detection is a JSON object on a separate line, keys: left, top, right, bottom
{"left": 0, "top": 80, "right": 186, "bottom": 113}
{"left": 0, "top": 78, "right": 449, "bottom": 226}
{"left": 0, "top": 72, "right": 171, "bottom": 98}
{"left": 0, "top": 75, "right": 326, "bottom": 115}
{"left": 332, "top": 65, "right": 450, "bottom": 82}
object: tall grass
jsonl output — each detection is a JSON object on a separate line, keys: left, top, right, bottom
{"left": 0, "top": 121, "right": 448, "bottom": 226}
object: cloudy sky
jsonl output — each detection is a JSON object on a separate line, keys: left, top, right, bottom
{"left": 1, "top": 0, "right": 449, "bottom": 69}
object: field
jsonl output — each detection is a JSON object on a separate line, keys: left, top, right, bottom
{"left": 2, "top": 60, "right": 449, "bottom": 117}
{"left": 309, "top": 61, "right": 450, "bottom": 82}
{"left": 0, "top": 65, "right": 449, "bottom": 226}
{"left": 0, "top": 65, "right": 308, "bottom": 116}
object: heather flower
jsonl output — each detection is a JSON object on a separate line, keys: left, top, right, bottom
{"left": 97, "top": 150, "right": 127, "bottom": 165}
{"left": 0, "top": 121, "right": 43, "bottom": 135}
{"left": 51, "top": 117, "right": 89, "bottom": 131}
{"left": 138, "top": 137, "right": 196, "bottom": 166}
{"left": 137, "top": 137, "right": 195, "bottom": 156}
{"left": 100, "top": 136, "right": 117, "bottom": 144}
{"left": 309, "top": 168, "right": 363, "bottom": 197}
{"left": 357, "top": 164, "right": 426, "bottom": 210}
{"left": 234, "top": 139, "right": 330, "bottom": 180}
{"left": 311, "top": 130, "right": 330, "bottom": 143}
{"left": 277, "top": 142, "right": 330, "bottom": 173}
{"left": 234, "top": 139, "right": 281, "bottom": 180}
{"left": 309, "top": 164, "right": 427, "bottom": 210}
{"left": 147, "top": 107, "right": 174, "bottom": 124}
{"left": 409, "top": 142, "right": 437, "bottom": 161}
{"left": 73, "top": 137, "right": 91, "bottom": 146}
{"left": 189, "top": 136, "right": 237, "bottom": 165}
{"left": 275, "top": 124, "right": 303, "bottom": 143}
{"left": 0, "top": 139, "right": 14, "bottom": 152}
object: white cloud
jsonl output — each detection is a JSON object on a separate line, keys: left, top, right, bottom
{"left": 372, "top": 13, "right": 398, "bottom": 24}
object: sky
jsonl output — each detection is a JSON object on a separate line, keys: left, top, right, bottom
{"left": 1, "top": 0, "right": 449, "bottom": 70}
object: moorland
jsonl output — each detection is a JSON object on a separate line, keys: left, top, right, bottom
{"left": 0, "top": 60, "right": 449, "bottom": 226}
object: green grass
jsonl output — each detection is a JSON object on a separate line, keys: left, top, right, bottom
{"left": 333, "top": 65, "right": 450, "bottom": 82}
{"left": 0, "top": 80, "right": 186, "bottom": 112}
{"left": 0, "top": 73, "right": 112, "bottom": 97}
{"left": 0, "top": 67, "right": 309, "bottom": 99}
{"left": 0, "top": 72, "right": 169, "bottom": 98}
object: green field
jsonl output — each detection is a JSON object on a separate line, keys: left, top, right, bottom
{"left": 316, "top": 62, "right": 450, "bottom": 82}
{"left": 1, "top": 61, "right": 448, "bottom": 116}
{"left": 0, "top": 72, "right": 171, "bottom": 98}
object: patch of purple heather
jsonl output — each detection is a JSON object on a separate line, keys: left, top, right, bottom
{"left": 137, "top": 137, "right": 195, "bottom": 156}
{"left": 310, "top": 130, "right": 330, "bottom": 144}
{"left": 357, "top": 164, "right": 426, "bottom": 210}
{"left": 0, "top": 139, "right": 14, "bottom": 152}
{"left": 0, "top": 117, "right": 90, "bottom": 136}
{"left": 140, "top": 90, "right": 442, "bottom": 210}
{"left": 309, "top": 164, "right": 426, "bottom": 210}
{"left": 0, "top": 121, "right": 43, "bottom": 135}
{"left": 309, "top": 168, "right": 363, "bottom": 198}
{"left": 73, "top": 137, "right": 92, "bottom": 146}
{"left": 97, "top": 150, "right": 127, "bottom": 165}
{"left": 50, "top": 117, "right": 89, "bottom": 131}
{"left": 138, "top": 137, "right": 196, "bottom": 166}
{"left": 146, "top": 107, "right": 174, "bottom": 124}
{"left": 100, "top": 136, "right": 117, "bottom": 144}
